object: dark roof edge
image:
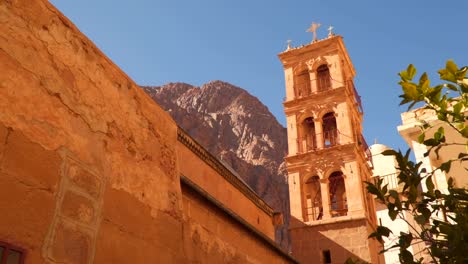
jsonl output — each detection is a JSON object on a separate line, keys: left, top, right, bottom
{"left": 177, "top": 126, "right": 274, "bottom": 216}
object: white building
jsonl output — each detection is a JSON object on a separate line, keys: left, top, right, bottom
{"left": 370, "top": 143, "right": 428, "bottom": 263}
{"left": 398, "top": 107, "right": 468, "bottom": 190}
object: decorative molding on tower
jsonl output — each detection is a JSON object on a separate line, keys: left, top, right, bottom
{"left": 278, "top": 28, "right": 382, "bottom": 263}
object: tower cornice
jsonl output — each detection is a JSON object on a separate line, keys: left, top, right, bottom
{"left": 278, "top": 35, "right": 356, "bottom": 78}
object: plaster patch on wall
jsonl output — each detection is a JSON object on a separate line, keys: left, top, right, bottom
{"left": 42, "top": 150, "right": 106, "bottom": 264}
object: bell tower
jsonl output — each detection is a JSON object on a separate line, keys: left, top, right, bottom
{"left": 278, "top": 32, "right": 383, "bottom": 263}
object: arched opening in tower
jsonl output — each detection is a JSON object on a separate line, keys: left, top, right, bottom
{"left": 329, "top": 171, "right": 347, "bottom": 217}
{"left": 317, "top": 64, "right": 331, "bottom": 92}
{"left": 300, "top": 117, "right": 316, "bottom": 152}
{"left": 304, "top": 176, "right": 322, "bottom": 221}
{"left": 294, "top": 69, "right": 311, "bottom": 98}
{"left": 322, "top": 112, "right": 337, "bottom": 147}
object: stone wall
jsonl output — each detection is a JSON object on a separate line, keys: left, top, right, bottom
{"left": 0, "top": 1, "right": 295, "bottom": 263}
{"left": 177, "top": 129, "right": 276, "bottom": 239}
{"left": 290, "top": 218, "right": 382, "bottom": 263}
{"left": 181, "top": 180, "right": 291, "bottom": 264}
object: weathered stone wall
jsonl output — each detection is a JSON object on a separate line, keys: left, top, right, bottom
{"left": 181, "top": 183, "right": 291, "bottom": 264}
{"left": 1, "top": 0, "right": 182, "bottom": 262}
{"left": 0, "top": 1, "right": 295, "bottom": 263}
{"left": 0, "top": 125, "right": 61, "bottom": 263}
{"left": 177, "top": 133, "right": 275, "bottom": 239}
{"left": 290, "top": 219, "right": 381, "bottom": 263}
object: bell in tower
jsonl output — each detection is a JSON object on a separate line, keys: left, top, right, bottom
{"left": 278, "top": 25, "right": 384, "bottom": 263}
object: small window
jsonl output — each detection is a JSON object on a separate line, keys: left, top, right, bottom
{"left": 317, "top": 65, "right": 331, "bottom": 91}
{"left": 322, "top": 250, "right": 332, "bottom": 264}
{"left": 329, "top": 171, "right": 347, "bottom": 217}
{"left": 0, "top": 242, "right": 25, "bottom": 264}
{"left": 322, "top": 112, "right": 337, "bottom": 147}
{"left": 304, "top": 176, "right": 322, "bottom": 221}
{"left": 294, "top": 68, "right": 311, "bottom": 98}
{"left": 301, "top": 117, "right": 316, "bottom": 152}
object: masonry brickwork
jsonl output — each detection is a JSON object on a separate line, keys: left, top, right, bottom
{"left": 278, "top": 36, "right": 384, "bottom": 263}
{"left": 0, "top": 1, "right": 296, "bottom": 263}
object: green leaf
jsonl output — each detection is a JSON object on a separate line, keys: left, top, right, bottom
{"left": 434, "top": 128, "right": 441, "bottom": 141}
{"left": 446, "top": 59, "right": 458, "bottom": 74}
{"left": 427, "top": 86, "right": 442, "bottom": 104}
{"left": 440, "top": 160, "right": 451, "bottom": 172}
{"left": 401, "top": 82, "right": 419, "bottom": 100}
{"left": 414, "top": 215, "right": 426, "bottom": 225}
{"left": 399, "top": 232, "right": 413, "bottom": 249}
{"left": 399, "top": 64, "right": 416, "bottom": 81}
{"left": 426, "top": 176, "right": 434, "bottom": 193}
{"left": 417, "top": 133, "right": 425, "bottom": 143}
{"left": 438, "top": 65, "right": 457, "bottom": 82}
{"left": 365, "top": 181, "right": 385, "bottom": 202}
{"left": 433, "top": 127, "right": 445, "bottom": 143}
{"left": 445, "top": 83, "right": 459, "bottom": 91}
{"left": 453, "top": 102, "right": 463, "bottom": 115}
{"left": 382, "top": 149, "right": 398, "bottom": 156}
{"left": 388, "top": 190, "right": 399, "bottom": 199}
{"left": 407, "top": 64, "right": 417, "bottom": 79}
{"left": 399, "top": 249, "right": 415, "bottom": 264}
{"left": 418, "top": 73, "right": 430, "bottom": 92}
{"left": 369, "top": 225, "right": 393, "bottom": 244}
{"left": 423, "top": 138, "right": 438, "bottom": 147}
{"left": 420, "top": 207, "right": 431, "bottom": 221}
{"left": 460, "top": 126, "right": 468, "bottom": 137}
{"left": 389, "top": 209, "right": 398, "bottom": 220}
{"left": 437, "top": 112, "right": 447, "bottom": 121}
{"left": 461, "top": 82, "right": 468, "bottom": 93}
{"left": 447, "top": 177, "right": 454, "bottom": 187}
{"left": 377, "top": 225, "right": 392, "bottom": 237}
{"left": 399, "top": 71, "right": 409, "bottom": 81}
{"left": 382, "top": 184, "right": 388, "bottom": 196}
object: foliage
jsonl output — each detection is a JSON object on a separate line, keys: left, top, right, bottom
{"left": 366, "top": 60, "right": 468, "bottom": 263}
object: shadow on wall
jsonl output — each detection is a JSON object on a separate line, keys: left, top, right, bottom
{"left": 289, "top": 216, "right": 368, "bottom": 264}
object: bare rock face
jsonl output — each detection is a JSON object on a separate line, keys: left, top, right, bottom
{"left": 142, "top": 81, "right": 290, "bottom": 248}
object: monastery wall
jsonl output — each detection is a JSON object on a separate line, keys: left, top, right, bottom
{"left": 0, "top": 1, "right": 295, "bottom": 263}
{"left": 177, "top": 131, "right": 275, "bottom": 239}
{"left": 181, "top": 182, "right": 290, "bottom": 264}
{"left": 290, "top": 218, "right": 380, "bottom": 263}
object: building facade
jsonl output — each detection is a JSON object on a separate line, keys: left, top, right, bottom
{"left": 370, "top": 143, "right": 429, "bottom": 263}
{"left": 278, "top": 35, "right": 383, "bottom": 263}
{"left": 399, "top": 107, "right": 468, "bottom": 190}
{"left": 0, "top": 1, "right": 297, "bottom": 263}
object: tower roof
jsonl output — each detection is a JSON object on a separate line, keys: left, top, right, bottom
{"left": 277, "top": 35, "right": 356, "bottom": 77}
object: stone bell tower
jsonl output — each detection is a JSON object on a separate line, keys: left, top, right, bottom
{"left": 278, "top": 30, "right": 383, "bottom": 263}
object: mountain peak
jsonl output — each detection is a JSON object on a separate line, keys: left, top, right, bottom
{"left": 142, "top": 80, "right": 290, "bottom": 248}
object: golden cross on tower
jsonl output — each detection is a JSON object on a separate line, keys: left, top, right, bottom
{"left": 328, "top": 25, "right": 334, "bottom": 37}
{"left": 306, "top": 22, "right": 321, "bottom": 42}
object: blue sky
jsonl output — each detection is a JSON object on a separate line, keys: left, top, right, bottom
{"left": 50, "top": 0, "right": 468, "bottom": 152}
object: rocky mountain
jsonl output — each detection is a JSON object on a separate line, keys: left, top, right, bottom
{"left": 142, "top": 80, "right": 290, "bottom": 248}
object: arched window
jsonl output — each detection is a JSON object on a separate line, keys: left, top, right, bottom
{"left": 295, "top": 69, "right": 311, "bottom": 98}
{"left": 329, "top": 171, "right": 347, "bottom": 217}
{"left": 299, "top": 117, "right": 316, "bottom": 152}
{"left": 317, "top": 64, "right": 331, "bottom": 92}
{"left": 322, "top": 112, "right": 338, "bottom": 147}
{"left": 304, "top": 176, "right": 322, "bottom": 221}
